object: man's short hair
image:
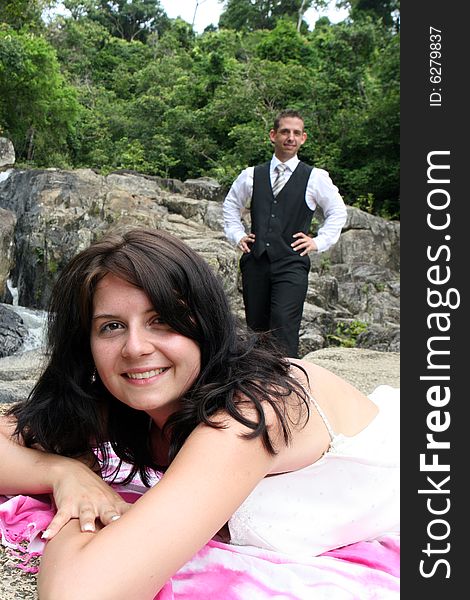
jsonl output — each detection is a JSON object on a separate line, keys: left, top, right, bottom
{"left": 273, "top": 109, "right": 305, "bottom": 131}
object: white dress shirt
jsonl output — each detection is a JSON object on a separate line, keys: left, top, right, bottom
{"left": 223, "top": 155, "right": 347, "bottom": 253}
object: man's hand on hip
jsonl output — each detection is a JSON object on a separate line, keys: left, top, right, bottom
{"left": 238, "top": 233, "right": 256, "bottom": 253}
{"left": 291, "top": 232, "right": 318, "bottom": 256}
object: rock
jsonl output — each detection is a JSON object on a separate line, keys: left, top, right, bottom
{"left": 0, "top": 138, "right": 15, "bottom": 167}
{"left": 204, "top": 201, "right": 224, "bottom": 231}
{"left": 163, "top": 195, "right": 209, "bottom": 224}
{"left": 331, "top": 264, "right": 400, "bottom": 325}
{"left": 0, "top": 348, "right": 45, "bottom": 381}
{"left": 0, "top": 379, "right": 38, "bottom": 404}
{"left": 0, "top": 207, "right": 16, "bottom": 302}
{"left": 0, "top": 546, "right": 38, "bottom": 600}
{"left": 0, "top": 305, "right": 28, "bottom": 358}
{"left": 356, "top": 324, "right": 401, "bottom": 352}
{"left": 298, "top": 331, "right": 325, "bottom": 356}
{"left": 182, "top": 177, "right": 226, "bottom": 202}
{"left": 310, "top": 206, "right": 400, "bottom": 272}
{"left": 306, "top": 271, "right": 339, "bottom": 309}
{"left": 303, "top": 347, "right": 400, "bottom": 394}
{"left": 0, "top": 169, "right": 238, "bottom": 310}
{"left": 0, "top": 349, "right": 45, "bottom": 404}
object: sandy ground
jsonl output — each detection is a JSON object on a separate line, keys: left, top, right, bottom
{"left": 0, "top": 348, "right": 399, "bottom": 599}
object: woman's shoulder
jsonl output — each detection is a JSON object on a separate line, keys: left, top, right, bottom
{"left": 288, "top": 358, "right": 380, "bottom": 439}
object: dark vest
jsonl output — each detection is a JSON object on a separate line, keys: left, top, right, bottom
{"left": 250, "top": 161, "right": 313, "bottom": 261}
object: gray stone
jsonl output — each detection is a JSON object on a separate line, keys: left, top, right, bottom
{"left": 0, "top": 138, "right": 15, "bottom": 167}
{"left": 182, "top": 177, "right": 226, "bottom": 202}
{"left": 0, "top": 305, "right": 28, "bottom": 358}
{"left": 0, "top": 348, "right": 45, "bottom": 381}
{"left": 303, "top": 347, "right": 400, "bottom": 394}
{"left": 0, "top": 208, "right": 16, "bottom": 301}
{"left": 0, "top": 349, "right": 45, "bottom": 403}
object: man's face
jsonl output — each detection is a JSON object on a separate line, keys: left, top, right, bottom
{"left": 269, "top": 117, "right": 307, "bottom": 161}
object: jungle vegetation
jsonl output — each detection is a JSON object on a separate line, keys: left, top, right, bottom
{"left": 0, "top": 1, "right": 400, "bottom": 217}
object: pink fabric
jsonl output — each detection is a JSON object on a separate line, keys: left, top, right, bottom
{"left": 0, "top": 464, "right": 399, "bottom": 598}
{"left": 154, "top": 537, "right": 400, "bottom": 599}
{"left": 0, "top": 494, "right": 53, "bottom": 572}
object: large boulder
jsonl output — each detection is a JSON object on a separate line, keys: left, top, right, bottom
{"left": 0, "top": 169, "right": 238, "bottom": 310}
{"left": 0, "top": 207, "right": 16, "bottom": 302}
{"left": 0, "top": 138, "right": 15, "bottom": 168}
{"left": 0, "top": 305, "right": 28, "bottom": 358}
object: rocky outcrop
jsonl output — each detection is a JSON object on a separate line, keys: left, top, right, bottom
{"left": 0, "top": 348, "right": 44, "bottom": 404}
{"left": 0, "top": 138, "right": 15, "bottom": 168}
{"left": 0, "top": 169, "right": 238, "bottom": 309}
{"left": 0, "top": 207, "right": 16, "bottom": 302}
{"left": 0, "top": 168, "right": 400, "bottom": 356}
{"left": 0, "top": 305, "right": 28, "bottom": 358}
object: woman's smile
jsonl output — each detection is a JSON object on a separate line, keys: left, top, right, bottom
{"left": 124, "top": 367, "right": 169, "bottom": 382}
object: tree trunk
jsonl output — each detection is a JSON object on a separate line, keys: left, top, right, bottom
{"left": 26, "top": 126, "right": 35, "bottom": 161}
{"left": 297, "top": 0, "right": 308, "bottom": 32}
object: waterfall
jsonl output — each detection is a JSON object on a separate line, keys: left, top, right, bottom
{"left": 6, "top": 278, "right": 18, "bottom": 306}
{"left": 2, "top": 302, "right": 47, "bottom": 352}
{"left": 0, "top": 169, "right": 12, "bottom": 183}
{"left": 2, "top": 281, "right": 46, "bottom": 354}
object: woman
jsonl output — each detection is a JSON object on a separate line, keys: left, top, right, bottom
{"left": 0, "top": 228, "right": 399, "bottom": 600}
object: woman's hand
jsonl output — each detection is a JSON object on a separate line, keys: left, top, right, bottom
{"left": 43, "top": 459, "right": 132, "bottom": 540}
{"left": 1, "top": 416, "right": 132, "bottom": 539}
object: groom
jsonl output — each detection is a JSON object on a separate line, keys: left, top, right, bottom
{"left": 223, "top": 109, "right": 347, "bottom": 357}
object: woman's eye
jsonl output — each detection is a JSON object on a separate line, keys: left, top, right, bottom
{"left": 100, "top": 322, "right": 123, "bottom": 333}
{"left": 151, "top": 316, "right": 165, "bottom": 326}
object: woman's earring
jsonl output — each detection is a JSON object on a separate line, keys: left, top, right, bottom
{"left": 90, "top": 368, "right": 97, "bottom": 384}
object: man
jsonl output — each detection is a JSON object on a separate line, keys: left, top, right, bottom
{"left": 223, "top": 109, "right": 347, "bottom": 358}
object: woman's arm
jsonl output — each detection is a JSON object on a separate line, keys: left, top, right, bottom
{"left": 0, "top": 416, "right": 130, "bottom": 536}
{"left": 0, "top": 415, "right": 66, "bottom": 495}
{"left": 38, "top": 417, "right": 277, "bottom": 600}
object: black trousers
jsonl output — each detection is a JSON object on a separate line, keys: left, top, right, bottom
{"left": 240, "top": 252, "right": 310, "bottom": 358}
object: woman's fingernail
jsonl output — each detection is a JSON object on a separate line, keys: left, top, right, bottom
{"left": 110, "top": 515, "right": 121, "bottom": 522}
{"left": 41, "top": 529, "right": 51, "bottom": 539}
{"left": 82, "top": 523, "right": 95, "bottom": 532}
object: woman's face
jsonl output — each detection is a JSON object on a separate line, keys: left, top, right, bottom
{"left": 90, "top": 274, "right": 201, "bottom": 427}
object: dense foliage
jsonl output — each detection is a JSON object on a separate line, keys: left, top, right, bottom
{"left": 0, "top": 0, "right": 399, "bottom": 218}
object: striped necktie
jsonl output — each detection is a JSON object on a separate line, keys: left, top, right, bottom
{"left": 272, "top": 163, "right": 287, "bottom": 197}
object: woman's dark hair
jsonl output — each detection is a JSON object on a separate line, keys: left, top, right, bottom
{"left": 9, "top": 228, "right": 309, "bottom": 485}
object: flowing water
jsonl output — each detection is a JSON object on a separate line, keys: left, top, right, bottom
{"left": 3, "top": 280, "right": 47, "bottom": 353}
{"left": 0, "top": 169, "right": 12, "bottom": 183}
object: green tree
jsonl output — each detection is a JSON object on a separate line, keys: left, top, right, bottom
{"left": 256, "top": 18, "right": 315, "bottom": 62}
{"left": 337, "top": 0, "right": 400, "bottom": 30}
{"left": 0, "top": 0, "right": 51, "bottom": 31}
{"left": 39, "top": 4, "right": 399, "bottom": 216}
{"left": 219, "top": 0, "right": 322, "bottom": 32}
{"left": 63, "top": 0, "right": 170, "bottom": 42}
{"left": 335, "top": 32, "right": 400, "bottom": 216}
{"left": 46, "top": 17, "right": 112, "bottom": 85}
{"left": 302, "top": 17, "right": 399, "bottom": 216}
{"left": 0, "top": 26, "right": 80, "bottom": 164}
